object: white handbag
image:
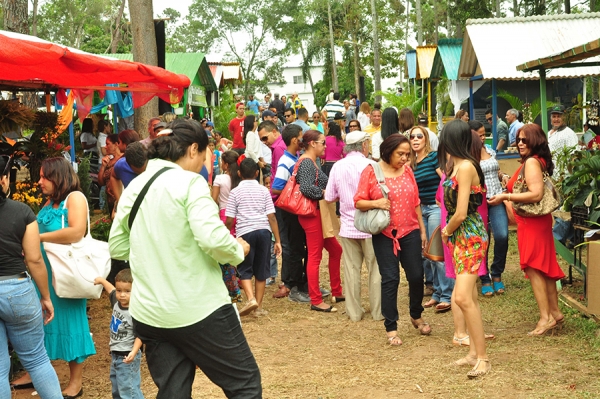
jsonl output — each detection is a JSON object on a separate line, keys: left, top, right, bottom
{"left": 354, "top": 162, "right": 391, "bottom": 235}
{"left": 43, "top": 192, "right": 111, "bottom": 299}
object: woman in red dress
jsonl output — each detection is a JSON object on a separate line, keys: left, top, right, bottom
{"left": 489, "top": 124, "right": 565, "bottom": 336}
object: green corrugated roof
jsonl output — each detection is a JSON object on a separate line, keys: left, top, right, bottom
{"left": 430, "top": 39, "right": 463, "bottom": 80}
{"left": 105, "top": 53, "right": 217, "bottom": 91}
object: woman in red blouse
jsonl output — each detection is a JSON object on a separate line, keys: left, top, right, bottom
{"left": 354, "top": 134, "right": 428, "bottom": 346}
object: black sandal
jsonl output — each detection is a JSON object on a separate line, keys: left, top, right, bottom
{"left": 311, "top": 304, "right": 337, "bottom": 312}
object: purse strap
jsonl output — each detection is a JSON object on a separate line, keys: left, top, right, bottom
{"left": 294, "top": 157, "right": 319, "bottom": 185}
{"left": 128, "top": 167, "right": 172, "bottom": 230}
{"left": 369, "top": 161, "right": 390, "bottom": 199}
{"left": 61, "top": 191, "right": 91, "bottom": 236}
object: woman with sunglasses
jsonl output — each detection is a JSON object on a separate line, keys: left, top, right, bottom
{"left": 294, "top": 130, "right": 343, "bottom": 312}
{"left": 488, "top": 124, "right": 564, "bottom": 336}
{"left": 409, "top": 126, "right": 454, "bottom": 312}
{"left": 355, "top": 135, "right": 430, "bottom": 345}
{"left": 469, "top": 121, "right": 509, "bottom": 297}
{"left": 348, "top": 120, "right": 361, "bottom": 132}
{"left": 0, "top": 156, "right": 62, "bottom": 397}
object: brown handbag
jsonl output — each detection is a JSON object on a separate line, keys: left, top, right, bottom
{"left": 424, "top": 225, "right": 444, "bottom": 262}
{"left": 512, "top": 158, "right": 562, "bottom": 217}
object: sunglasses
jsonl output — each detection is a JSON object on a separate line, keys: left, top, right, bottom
{"left": 260, "top": 135, "right": 270, "bottom": 142}
{"left": 516, "top": 137, "right": 528, "bottom": 145}
{"left": 2, "top": 155, "right": 13, "bottom": 176}
{"left": 313, "top": 140, "right": 326, "bottom": 145}
{"left": 486, "top": 117, "right": 492, "bottom": 122}
{"left": 349, "top": 124, "right": 359, "bottom": 128}
{"left": 410, "top": 133, "right": 424, "bottom": 139}
{"left": 285, "top": 114, "right": 293, "bottom": 118}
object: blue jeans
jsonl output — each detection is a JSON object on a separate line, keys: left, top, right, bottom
{"left": 269, "top": 240, "right": 278, "bottom": 279}
{"left": 99, "top": 186, "right": 107, "bottom": 210}
{"left": 553, "top": 217, "right": 574, "bottom": 245}
{"left": 481, "top": 202, "right": 509, "bottom": 285}
{"left": 0, "top": 276, "right": 62, "bottom": 399}
{"left": 421, "top": 204, "right": 454, "bottom": 303}
{"left": 110, "top": 351, "right": 144, "bottom": 399}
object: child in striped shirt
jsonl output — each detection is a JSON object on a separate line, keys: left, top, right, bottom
{"left": 226, "top": 158, "right": 282, "bottom": 316}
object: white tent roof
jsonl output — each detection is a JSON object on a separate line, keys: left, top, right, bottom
{"left": 458, "top": 13, "right": 600, "bottom": 80}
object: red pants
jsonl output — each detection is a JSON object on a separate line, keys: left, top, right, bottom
{"left": 299, "top": 210, "right": 343, "bottom": 305}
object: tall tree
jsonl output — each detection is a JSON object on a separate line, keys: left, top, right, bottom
{"left": 110, "top": 0, "right": 127, "bottom": 53}
{"left": 128, "top": 0, "right": 158, "bottom": 134}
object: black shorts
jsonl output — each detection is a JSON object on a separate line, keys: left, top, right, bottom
{"left": 237, "top": 229, "right": 271, "bottom": 280}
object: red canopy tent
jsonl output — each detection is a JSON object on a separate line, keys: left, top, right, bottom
{"left": 0, "top": 30, "right": 190, "bottom": 106}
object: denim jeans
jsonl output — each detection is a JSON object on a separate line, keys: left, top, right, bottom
{"left": 0, "top": 276, "right": 62, "bottom": 399}
{"left": 99, "top": 186, "right": 107, "bottom": 210}
{"left": 481, "top": 202, "right": 509, "bottom": 285}
{"left": 133, "top": 304, "right": 261, "bottom": 399}
{"left": 421, "top": 204, "right": 454, "bottom": 303}
{"left": 269, "top": 240, "right": 278, "bottom": 279}
{"left": 110, "top": 351, "right": 144, "bottom": 399}
{"left": 552, "top": 216, "right": 574, "bottom": 245}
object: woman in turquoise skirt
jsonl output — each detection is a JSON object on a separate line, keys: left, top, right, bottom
{"left": 13, "top": 158, "right": 95, "bottom": 398}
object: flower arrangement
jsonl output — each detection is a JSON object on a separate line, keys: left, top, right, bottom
{"left": 11, "top": 181, "right": 44, "bottom": 214}
{"left": 91, "top": 217, "right": 112, "bottom": 242}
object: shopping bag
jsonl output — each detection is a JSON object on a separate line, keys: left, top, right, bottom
{"left": 319, "top": 200, "right": 339, "bottom": 239}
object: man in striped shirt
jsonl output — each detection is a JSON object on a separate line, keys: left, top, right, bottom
{"left": 323, "top": 92, "right": 345, "bottom": 122}
{"left": 324, "top": 131, "right": 383, "bottom": 322}
{"left": 271, "top": 125, "right": 310, "bottom": 302}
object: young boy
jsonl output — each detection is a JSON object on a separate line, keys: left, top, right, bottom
{"left": 94, "top": 269, "right": 144, "bottom": 399}
{"left": 226, "top": 158, "right": 282, "bottom": 316}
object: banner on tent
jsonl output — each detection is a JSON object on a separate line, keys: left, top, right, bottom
{"left": 189, "top": 86, "right": 207, "bottom": 107}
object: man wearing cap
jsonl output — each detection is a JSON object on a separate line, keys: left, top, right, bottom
{"left": 325, "top": 131, "right": 382, "bottom": 322}
{"left": 548, "top": 105, "right": 579, "bottom": 246}
{"left": 506, "top": 108, "right": 523, "bottom": 147}
{"left": 324, "top": 92, "right": 345, "bottom": 122}
{"left": 417, "top": 115, "right": 438, "bottom": 151}
{"left": 205, "top": 121, "right": 215, "bottom": 136}
{"left": 483, "top": 109, "right": 508, "bottom": 152}
{"left": 140, "top": 117, "right": 162, "bottom": 147}
{"left": 292, "top": 108, "right": 311, "bottom": 133}
{"left": 229, "top": 102, "right": 246, "bottom": 155}
{"left": 262, "top": 110, "right": 281, "bottom": 129}
{"left": 246, "top": 94, "right": 260, "bottom": 116}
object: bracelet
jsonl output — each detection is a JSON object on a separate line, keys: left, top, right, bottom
{"left": 441, "top": 227, "right": 451, "bottom": 237}
{"left": 508, "top": 193, "right": 511, "bottom": 202}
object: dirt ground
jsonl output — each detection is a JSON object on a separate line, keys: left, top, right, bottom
{"left": 11, "top": 232, "right": 600, "bottom": 399}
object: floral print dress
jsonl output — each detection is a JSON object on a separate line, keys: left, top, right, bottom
{"left": 443, "top": 176, "right": 489, "bottom": 275}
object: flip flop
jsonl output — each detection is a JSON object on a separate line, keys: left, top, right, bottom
{"left": 434, "top": 302, "right": 451, "bottom": 313}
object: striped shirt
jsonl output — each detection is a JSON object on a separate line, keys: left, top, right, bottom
{"left": 324, "top": 101, "right": 345, "bottom": 120}
{"left": 271, "top": 151, "right": 298, "bottom": 201}
{"left": 413, "top": 151, "right": 440, "bottom": 205}
{"left": 225, "top": 180, "right": 275, "bottom": 237}
{"left": 324, "top": 152, "right": 372, "bottom": 239}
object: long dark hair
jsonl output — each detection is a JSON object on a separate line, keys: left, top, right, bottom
{"left": 41, "top": 157, "right": 81, "bottom": 202}
{"left": 327, "top": 123, "right": 343, "bottom": 143}
{"left": 221, "top": 150, "right": 242, "bottom": 189}
{"left": 242, "top": 115, "right": 256, "bottom": 146}
{"left": 148, "top": 119, "right": 208, "bottom": 163}
{"left": 518, "top": 123, "right": 554, "bottom": 176}
{"left": 438, "top": 120, "right": 485, "bottom": 186}
{"left": 381, "top": 108, "right": 399, "bottom": 140}
{"left": 398, "top": 108, "right": 415, "bottom": 133}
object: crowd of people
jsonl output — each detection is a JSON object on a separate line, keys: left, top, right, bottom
{"left": 1, "top": 92, "right": 580, "bottom": 397}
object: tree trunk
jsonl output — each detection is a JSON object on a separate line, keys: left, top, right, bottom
{"left": 513, "top": 0, "right": 520, "bottom": 16}
{"left": 31, "top": 0, "right": 38, "bottom": 36}
{"left": 128, "top": 0, "right": 158, "bottom": 136}
{"left": 564, "top": 0, "right": 571, "bottom": 13}
{"left": 352, "top": 32, "right": 360, "bottom": 99}
{"left": 415, "top": 0, "right": 423, "bottom": 46}
{"left": 299, "top": 44, "right": 318, "bottom": 111}
{"left": 370, "top": 0, "right": 381, "bottom": 103}
{"left": 592, "top": 0, "right": 597, "bottom": 12}
{"left": 327, "top": 0, "right": 338, "bottom": 92}
{"left": 496, "top": 0, "right": 501, "bottom": 17}
{"left": 111, "top": 0, "right": 127, "bottom": 53}
{"left": 433, "top": 0, "right": 438, "bottom": 44}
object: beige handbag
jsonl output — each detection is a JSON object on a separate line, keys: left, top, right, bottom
{"left": 512, "top": 158, "right": 562, "bottom": 217}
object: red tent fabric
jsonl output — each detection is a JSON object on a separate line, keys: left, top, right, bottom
{"left": 0, "top": 30, "right": 190, "bottom": 106}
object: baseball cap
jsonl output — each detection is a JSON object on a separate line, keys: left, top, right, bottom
{"left": 551, "top": 105, "right": 565, "bottom": 114}
{"left": 262, "top": 110, "right": 276, "bottom": 118}
{"left": 345, "top": 131, "right": 370, "bottom": 145}
{"left": 206, "top": 121, "right": 214, "bottom": 127}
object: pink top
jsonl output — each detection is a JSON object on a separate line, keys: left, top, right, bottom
{"left": 324, "top": 136, "right": 344, "bottom": 161}
{"left": 436, "top": 173, "right": 488, "bottom": 278}
{"left": 354, "top": 164, "right": 420, "bottom": 254}
{"left": 324, "top": 152, "right": 372, "bottom": 239}
{"left": 271, "top": 135, "right": 287, "bottom": 171}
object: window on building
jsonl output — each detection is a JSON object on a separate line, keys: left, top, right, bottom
{"left": 293, "top": 75, "right": 305, "bottom": 84}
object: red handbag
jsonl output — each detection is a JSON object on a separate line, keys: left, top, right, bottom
{"left": 275, "top": 159, "right": 319, "bottom": 217}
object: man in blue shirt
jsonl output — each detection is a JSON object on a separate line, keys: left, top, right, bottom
{"left": 246, "top": 94, "right": 260, "bottom": 116}
{"left": 506, "top": 108, "right": 523, "bottom": 147}
{"left": 292, "top": 108, "right": 311, "bottom": 132}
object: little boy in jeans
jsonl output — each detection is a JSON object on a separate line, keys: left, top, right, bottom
{"left": 226, "top": 158, "right": 282, "bottom": 317}
{"left": 95, "top": 269, "right": 144, "bottom": 399}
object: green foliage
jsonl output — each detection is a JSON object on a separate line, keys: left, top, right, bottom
{"left": 212, "top": 86, "right": 237, "bottom": 139}
{"left": 560, "top": 149, "right": 600, "bottom": 224}
{"left": 493, "top": 90, "right": 557, "bottom": 122}
{"left": 77, "top": 156, "right": 92, "bottom": 208}
{"left": 376, "top": 89, "right": 426, "bottom": 120}
{"left": 91, "top": 216, "right": 113, "bottom": 241}
{"left": 563, "top": 93, "right": 585, "bottom": 132}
